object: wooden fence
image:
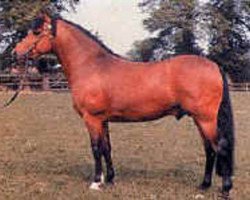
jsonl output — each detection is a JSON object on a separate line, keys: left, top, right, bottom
{"left": 0, "top": 73, "right": 68, "bottom": 92}
{"left": 0, "top": 74, "right": 249, "bottom": 92}
{"left": 229, "top": 82, "right": 250, "bottom": 92}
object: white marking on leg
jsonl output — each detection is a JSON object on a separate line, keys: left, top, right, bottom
{"left": 89, "top": 173, "right": 105, "bottom": 190}
{"left": 89, "top": 182, "right": 102, "bottom": 190}
{"left": 100, "top": 172, "right": 105, "bottom": 184}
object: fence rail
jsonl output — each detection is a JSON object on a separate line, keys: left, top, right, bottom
{"left": 229, "top": 83, "right": 250, "bottom": 92}
{"left": 0, "top": 73, "right": 69, "bottom": 92}
{"left": 0, "top": 74, "right": 249, "bottom": 92}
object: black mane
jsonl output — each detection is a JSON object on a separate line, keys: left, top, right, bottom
{"left": 61, "top": 19, "right": 123, "bottom": 58}
{"left": 30, "top": 15, "right": 127, "bottom": 59}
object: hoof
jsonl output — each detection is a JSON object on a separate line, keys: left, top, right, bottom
{"left": 89, "top": 173, "right": 105, "bottom": 190}
{"left": 218, "top": 191, "right": 231, "bottom": 200}
{"left": 106, "top": 180, "right": 115, "bottom": 187}
{"left": 89, "top": 182, "right": 103, "bottom": 190}
{"left": 198, "top": 181, "right": 211, "bottom": 191}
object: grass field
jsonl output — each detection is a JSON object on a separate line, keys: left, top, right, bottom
{"left": 0, "top": 92, "right": 249, "bottom": 200}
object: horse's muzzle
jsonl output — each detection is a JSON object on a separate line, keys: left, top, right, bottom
{"left": 11, "top": 50, "right": 18, "bottom": 62}
{"left": 11, "top": 50, "right": 27, "bottom": 64}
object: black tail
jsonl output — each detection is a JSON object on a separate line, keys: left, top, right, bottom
{"left": 216, "top": 71, "right": 234, "bottom": 177}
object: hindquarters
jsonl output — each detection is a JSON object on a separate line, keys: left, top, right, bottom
{"left": 174, "top": 57, "right": 235, "bottom": 193}
{"left": 194, "top": 70, "right": 234, "bottom": 194}
{"left": 170, "top": 56, "right": 235, "bottom": 193}
{"left": 172, "top": 56, "right": 224, "bottom": 145}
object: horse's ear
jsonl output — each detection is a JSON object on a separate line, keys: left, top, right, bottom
{"left": 38, "top": 7, "right": 57, "bottom": 35}
{"left": 38, "top": 7, "right": 52, "bottom": 24}
{"left": 40, "top": 7, "right": 51, "bottom": 16}
{"left": 43, "top": 14, "right": 52, "bottom": 24}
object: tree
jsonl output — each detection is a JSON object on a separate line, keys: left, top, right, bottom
{"left": 128, "top": 0, "right": 203, "bottom": 61}
{"left": 129, "top": 0, "right": 250, "bottom": 82}
{"left": 208, "top": 0, "right": 250, "bottom": 82}
{"left": 0, "top": 0, "right": 79, "bottom": 70}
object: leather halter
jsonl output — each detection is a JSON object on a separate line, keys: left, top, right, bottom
{"left": 22, "top": 22, "right": 55, "bottom": 58}
{"left": 3, "top": 17, "right": 56, "bottom": 108}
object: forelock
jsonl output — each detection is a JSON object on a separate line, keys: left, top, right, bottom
{"left": 31, "top": 17, "right": 44, "bottom": 30}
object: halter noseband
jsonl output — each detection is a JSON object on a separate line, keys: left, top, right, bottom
{"left": 21, "top": 17, "right": 56, "bottom": 58}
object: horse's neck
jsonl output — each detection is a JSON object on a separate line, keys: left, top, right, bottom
{"left": 53, "top": 20, "right": 111, "bottom": 83}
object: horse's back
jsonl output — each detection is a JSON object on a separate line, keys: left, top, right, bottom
{"left": 169, "top": 55, "right": 222, "bottom": 92}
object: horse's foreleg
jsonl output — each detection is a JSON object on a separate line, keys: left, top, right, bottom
{"left": 102, "top": 122, "right": 115, "bottom": 184}
{"left": 84, "top": 113, "right": 105, "bottom": 190}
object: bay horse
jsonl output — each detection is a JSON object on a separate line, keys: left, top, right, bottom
{"left": 13, "top": 13, "right": 234, "bottom": 196}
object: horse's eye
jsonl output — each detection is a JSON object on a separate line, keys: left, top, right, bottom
{"left": 33, "top": 30, "right": 41, "bottom": 35}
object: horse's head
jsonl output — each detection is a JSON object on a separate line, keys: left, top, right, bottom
{"left": 13, "top": 14, "right": 55, "bottom": 60}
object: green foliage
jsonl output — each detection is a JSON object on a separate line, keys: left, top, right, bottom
{"left": 129, "top": 0, "right": 250, "bottom": 82}
{"left": 143, "top": 0, "right": 195, "bottom": 32}
{"left": 127, "top": 38, "right": 160, "bottom": 61}
{"left": 0, "top": 0, "right": 79, "bottom": 32}
{"left": 128, "top": 0, "right": 203, "bottom": 61}
{"left": 0, "top": 0, "right": 79, "bottom": 71}
{"left": 207, "top": 0, "right": 250, "bottom": 81}
{"left": 1, "top": 1, "right": 47, "bottom": 32}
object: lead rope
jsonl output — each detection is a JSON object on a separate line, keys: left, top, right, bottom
{"left": 1, "top": 58, "right": 29, "bottom": 108}
{"left": 2, "top": 21, "right": 56, "bottom": 108}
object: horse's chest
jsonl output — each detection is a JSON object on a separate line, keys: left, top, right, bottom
{"left": 72, "top": 85, "right": 108, "bottom": 115}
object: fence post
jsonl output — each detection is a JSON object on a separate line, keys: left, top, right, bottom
{"left": 42, "top": 74, "right": 50, "bottom": 91}
{"left": 20, "top": 75, "right": 31, "bottom": 91}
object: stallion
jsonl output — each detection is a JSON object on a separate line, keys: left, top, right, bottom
{"left": 13, "top": 13, "right": 234, "bottom": 196}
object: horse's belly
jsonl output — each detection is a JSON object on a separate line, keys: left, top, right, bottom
{"left": 108, "top": 80, "right": 176, "bottom": 122}
{"left": 108, "top": 101, "right": 175, "bottom": 122}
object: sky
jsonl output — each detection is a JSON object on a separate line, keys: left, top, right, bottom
{"left": 63, "top": 0, "right": 148, "bottom": 56}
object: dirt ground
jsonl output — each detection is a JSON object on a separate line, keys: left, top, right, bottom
{"left": 0, "top": 92, "right": 249, "bottom": 200}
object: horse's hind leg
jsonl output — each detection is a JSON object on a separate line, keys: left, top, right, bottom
{"left": 194, "top": 117, "right": 217, "bottom": 190}
{"left": 200, "top": 140, "right": 216, "bottom": 190}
